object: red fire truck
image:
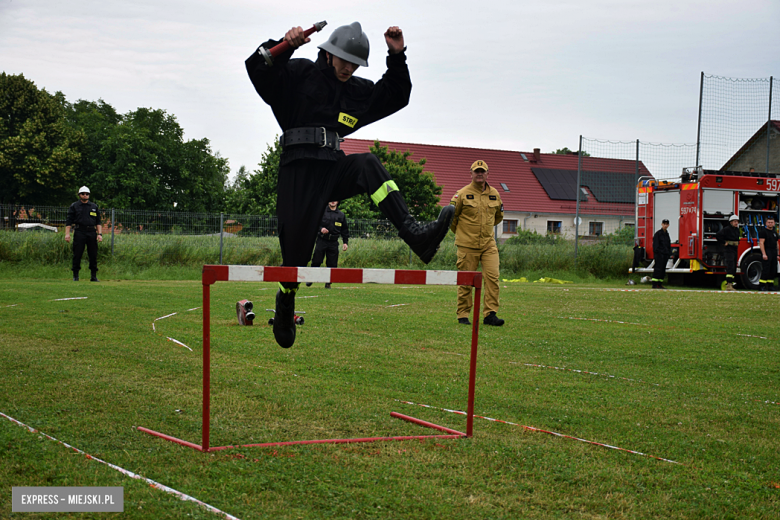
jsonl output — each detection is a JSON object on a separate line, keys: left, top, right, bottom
{"left": 633, "top": 168, "right": 780, "bottom": 289}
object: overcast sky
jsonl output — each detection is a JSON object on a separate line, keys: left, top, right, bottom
{"left": 2, "top": 0, "right": 779, "bottom": 180}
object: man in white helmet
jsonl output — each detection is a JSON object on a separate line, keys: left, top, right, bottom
{"left": 715, "top": 214, "right": 741, "bottom": 291}
{"left": 246, "top": 22, "right": 454, "bottom": 348}
{"left": 65, "top": 186, "right": 103, "bottom": 281}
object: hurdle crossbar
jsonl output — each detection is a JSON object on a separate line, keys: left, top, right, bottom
{"left": 139, "top": 265, "right": 483, "bottom": 452}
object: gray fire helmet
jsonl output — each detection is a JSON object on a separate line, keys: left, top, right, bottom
{"left": 317, "top": 22, "right": 369, "bottom": 67}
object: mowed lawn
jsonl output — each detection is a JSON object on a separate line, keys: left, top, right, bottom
{"left": 0, "top": 275, "right": 778, "bottom": 519}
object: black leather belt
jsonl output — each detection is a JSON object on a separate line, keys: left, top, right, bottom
{"left": 280, "top": 127, "right": 341, "bottom": 151}
{"left": 318, "top": 233, "right": 339, "bottom": 241}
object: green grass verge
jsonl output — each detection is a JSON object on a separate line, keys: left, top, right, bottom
{"left": 0, "top": 230, "right": 634, "bottom": 281}
{"left": 1, "top": 276, "right": 778, "bottom": 519}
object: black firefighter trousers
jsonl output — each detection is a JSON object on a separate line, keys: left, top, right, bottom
{"left": 276, "top": 153, "right": 408, "bottom": 288}
{"left": 72, "top": 230, "right": 98, "bottom": 274}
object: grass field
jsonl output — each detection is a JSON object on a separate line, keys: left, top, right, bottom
{"left": 1, "top": 275, "right": 779, "bottom": 519}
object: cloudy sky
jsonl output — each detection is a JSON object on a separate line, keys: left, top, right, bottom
{"left": 2, "top": 0, "right": 779, "bottom": 179}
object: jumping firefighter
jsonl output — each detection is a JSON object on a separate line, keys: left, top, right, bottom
{"left": 651, "top": 219, "right": 671, "bottom": 289}
{"left": 715, "top": 214, "right": 741, "bottom": 291}
{"left": 246, "top": 22, "right": 454, "bottom": 348}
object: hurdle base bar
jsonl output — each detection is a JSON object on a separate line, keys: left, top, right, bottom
{"left": 138, "top": 412, "right": 466, "bottom": 452}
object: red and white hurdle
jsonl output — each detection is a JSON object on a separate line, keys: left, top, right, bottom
{"left": 139, "top": 265, "right": 484, "bottom": 452}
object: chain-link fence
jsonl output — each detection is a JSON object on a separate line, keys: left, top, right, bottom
{"left": 576, "top": 137, "right": 698, "bottom": 255}
{"left": 697, "top": 73, "right": 778, "bottom": 172}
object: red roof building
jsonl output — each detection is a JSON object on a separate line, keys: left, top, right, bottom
{"left": 342, "top": 138, "right": 650, "bottom": 238}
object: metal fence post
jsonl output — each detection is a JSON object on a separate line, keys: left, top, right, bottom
{"left": 695, "top": 71, "right": 704, "bottom": 167}
{"left": 575, "top": 135, "right": 583, "bottom": 263}
{"left": 767, "top": 76, "right": 774, "bottom": 174}
{"left": 635, "top": 141, "right": 640, "bottom": 243}
{"left": 219, "top": 213, "right": 224, "bottom": 265}
{"left": 110, "top": 208, "right": 115, "bottom": 256}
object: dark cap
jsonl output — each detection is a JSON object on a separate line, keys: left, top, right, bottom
{"left": 661, "top": 219, "right": 670, "bottom": 224}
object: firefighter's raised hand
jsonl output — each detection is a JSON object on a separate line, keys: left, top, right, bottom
{"left": 284, "top": 26, "right": 310, "bottom": 49}
{"left": 385, "top": 26, "right": 404, "bottom": 54}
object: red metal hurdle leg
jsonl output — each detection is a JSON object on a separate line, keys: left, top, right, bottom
{"left": 139, "top": 266, "right": 482, "bottom": 451}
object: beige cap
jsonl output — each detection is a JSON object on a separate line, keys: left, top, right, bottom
{"left": 470, "top": 160, "right": 488, "bottom": 172}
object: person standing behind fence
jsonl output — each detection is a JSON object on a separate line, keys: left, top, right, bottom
{"left": 65, "top": 186, "right": 102, "bottom": 282}
{"left": 450, "top": 160, "right": 504, "bottom": 326}
{"left": 715, "top": 214, "right": 740, "bottom": 291}
{"left": 306, "top": 201, "right": 349, "bottom": 289}
{"left": 651, "top": 219, "right": 671, "bottom": 289}
{"left": 758, "top": 215, "right": 778, "bottom": 291}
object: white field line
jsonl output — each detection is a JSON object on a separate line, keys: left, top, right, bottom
{"left": 396, "top": 401, "right": 680, "bottom": 465}
{"left": 0, "top": 411, "right": 242, "bottom": 520}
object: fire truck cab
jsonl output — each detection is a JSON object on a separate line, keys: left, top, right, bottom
{"left": 633, "top": 168, "right": 780, "bottom": 289}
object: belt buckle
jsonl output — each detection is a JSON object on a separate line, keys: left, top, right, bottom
{"left": 319, "top": 127, "right": 327, "bottom": 148}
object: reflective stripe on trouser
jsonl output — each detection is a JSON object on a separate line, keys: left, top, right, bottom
{"left": 652, "top": 254, "right": 668, "bottom": 283}
{"left": 370, "top": 180, "right": 400, "bottom": 206}
{"left": 456, "top": 243, "right": 500, "bottom": 319}
{"left": 761, "top": 254, "right": 778, "bottom": 285}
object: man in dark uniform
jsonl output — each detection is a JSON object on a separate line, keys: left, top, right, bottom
{"left": 64, "top": 186, "right": 103, "bottom": 282}
{"left": 651, "top": 219, "right": 671, "bottom": 289}
{"left": 246, "top": 22, "right": 454, "bottom": 348}
{"left": 758, "top": 215, "right": 778, "bottom": 291}
{"left": 715, "top": 214, "right": 741, "bottom": 291}
{"left": 306, "top": 201, "right": 349, "bottom": 289}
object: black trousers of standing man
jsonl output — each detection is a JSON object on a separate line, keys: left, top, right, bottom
{"left": 72, "top": 230, "right": 98, "bottom": 274}
{"left": 311, "top": 237, "right": 340, "bottom": 268}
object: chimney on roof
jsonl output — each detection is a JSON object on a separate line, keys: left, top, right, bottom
{"left": 533, "top": 148, "right": 540, "bottom": 162}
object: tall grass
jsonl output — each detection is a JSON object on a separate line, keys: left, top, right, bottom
{"left": 0, "top": 230, "right": 633, "bottom": 280}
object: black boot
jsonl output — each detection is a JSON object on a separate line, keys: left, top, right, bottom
{"left": 273, "top": 286, "right": 297, "bottom": 348}
{"left": 398, "top": 205, "right": 455, "bottom": 264}
{"left": 483, "top": 312, "right": 505, "bottom": 326}
{"left": 90, "top": 272, "right": 99, "bottom": 282}
{"left": 73, "top": 271, "right": 79, "bottom": 282}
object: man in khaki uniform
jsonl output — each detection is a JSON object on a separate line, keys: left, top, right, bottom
{"left": 450, "top": 160, "right": 504, "bottom": 326}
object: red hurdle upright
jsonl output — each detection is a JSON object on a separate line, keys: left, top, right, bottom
{"left": 138, "top": 266, "right": 483, "bottom": 452}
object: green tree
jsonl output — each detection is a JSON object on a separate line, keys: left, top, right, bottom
{"left": 553, "top": 147, "right": 590, "bottom": 157}
{"left": 70, "top": 106, "right": 227, "bottom": 211}
{"left": 224, "top": 138, "right": 281, "bottom": 215}
{"left": 0, "top": 73, "right": 85, "bottom": 205}
{"left": 369, "top": 140, "right": 442, "bottom": 221}
{"left": 64, "top": 99, "right": 121, "bottom": 189}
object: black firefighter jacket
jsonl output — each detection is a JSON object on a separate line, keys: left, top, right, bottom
{"left": 246, "top": 41, "right": 412, "bottom": 166}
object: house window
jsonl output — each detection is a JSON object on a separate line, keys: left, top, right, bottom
{"left": 547, "top": 221, "right": 562, "bottom": 234}
{"left": 500, "top": 183, "right": 510, "bottom": 192}
{"left": 589, "top": 222, "right": 603, "bottom": 236}
{"left": 503, "top": 220, "right": 518, "bottom": 234}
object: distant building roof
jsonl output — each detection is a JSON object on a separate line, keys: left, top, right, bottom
{"left": 720, "top": 120, "right": 780, "bottom": 171}
{"left": 341, "top": 139, "right": 650, "bottom": 215}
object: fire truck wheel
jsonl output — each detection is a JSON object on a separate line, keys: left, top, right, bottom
{"left": 739, "top": 252, "right": 763, "bottom": 290}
